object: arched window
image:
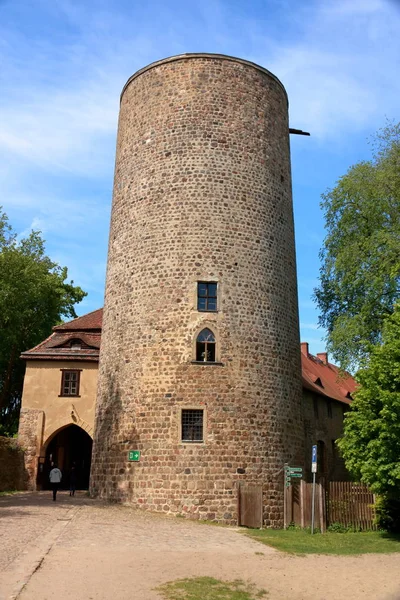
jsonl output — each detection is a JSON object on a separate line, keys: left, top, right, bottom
{"left": 196, "top": 328, "right": 216, "bottom": 362}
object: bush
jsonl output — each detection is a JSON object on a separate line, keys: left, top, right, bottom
{"left": 375, "top": 495, "right": 400, "bottom": 533}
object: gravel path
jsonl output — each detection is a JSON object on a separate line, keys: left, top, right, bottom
{"left": 1, "top": 492, "right": 400, "bottom": 600}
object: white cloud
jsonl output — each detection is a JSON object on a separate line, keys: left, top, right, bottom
{"left": 254, "top": 0, "right": 400, "bottom": 139}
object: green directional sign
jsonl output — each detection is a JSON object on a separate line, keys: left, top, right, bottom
{"left": 289, "top": 473, "right": 302, "bottom": 478}
{"left": 128, "top": 450, "right": 141, "bottom": 462}
{"left": 288, "top": 467, "right": 302, "bottom": 473}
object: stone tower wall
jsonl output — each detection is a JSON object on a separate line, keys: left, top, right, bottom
{"left": 90, "top": 54, "right": 304, "bottom": 526}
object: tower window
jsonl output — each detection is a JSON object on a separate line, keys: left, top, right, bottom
{"left": 60, "top": 370, "right": 81, "bottom": 397}
{"left": 181, "top": 409, "right": 204, "bottom": 442}
{"left": 196, "top": 328, "right": 216, "bottom": 362}
{"left": 197, "top": 282, "right": 217, "bottom": 311}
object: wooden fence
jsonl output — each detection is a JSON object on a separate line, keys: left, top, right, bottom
{"left": 327, "top": 481, "right": 376, "bottom": 530}
{"left": 285, "top": 480, "right": 376, "bottom": 531}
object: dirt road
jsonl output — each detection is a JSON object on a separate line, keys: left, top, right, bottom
{"left": 1, "top": 492, "right": 399, "bottom": 600}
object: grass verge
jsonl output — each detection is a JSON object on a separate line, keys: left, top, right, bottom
{"left": 0, "top": 490, "right": 19, "bottom": 497}
{"left": 244, "top": 528, "right": 400, "bottom": 555}
{"left": 156, "top": 577, "right": 267, "bottom": 600}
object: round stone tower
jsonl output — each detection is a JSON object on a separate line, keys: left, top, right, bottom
{"left": 90, "top": 53, "right": 304, "bottom": 526}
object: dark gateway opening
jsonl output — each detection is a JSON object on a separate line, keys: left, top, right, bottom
{"left": 39, "top": 425, "right": 92, "bottom": 490}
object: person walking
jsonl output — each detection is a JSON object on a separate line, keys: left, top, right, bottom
{"left": 49, "top": 464, "right": 62, "bottom": 501}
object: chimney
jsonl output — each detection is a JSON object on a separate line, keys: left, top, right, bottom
{"left": 317, "top": 352, "right": 328, "bottom": 365}
{"left": 300, "top": 342, "right": 309, "bottom": 357}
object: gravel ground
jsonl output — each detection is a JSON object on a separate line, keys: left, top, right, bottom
{"left": 1, "top": 492, "right": 400, "bottom": 600}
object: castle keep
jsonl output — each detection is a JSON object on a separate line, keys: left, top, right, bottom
{"left": 89, "top": 53, "right": 305, "bottom": 526}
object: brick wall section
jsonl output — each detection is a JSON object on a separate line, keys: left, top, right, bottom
{"left": 0, "top": 437, "right": 25, "bottom": 492}
{"left": 17, "top": 408, "right": 44, "bottom": 490}
{"left": 302, "top": 391, "right": 350, "bottom": 481}
{"left": 90, "top": 54, "right": 305, "bottom": 526}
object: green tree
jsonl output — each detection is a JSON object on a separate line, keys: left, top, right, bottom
{"left": 314, "top": 122, "right": 400, "bottom": 371}
{"left": 337, "top": 305, "right": 400, "bottom": 530}
{"left": 0, "top": 209, "right": 86, "bottom": 435}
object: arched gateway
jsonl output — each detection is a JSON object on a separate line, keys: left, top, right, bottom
{"left": 38, "top": 425, "right": 92, "bottom": 490}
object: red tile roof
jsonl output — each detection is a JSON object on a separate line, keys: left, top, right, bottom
{"left": 53, "top": 308, "right": 103, "bottom": 331}
{"left": 21, "top": 309, "right": 102, "bottom": 362}
{"left": 301, "top": 343, "right": 356, "bottom": 405}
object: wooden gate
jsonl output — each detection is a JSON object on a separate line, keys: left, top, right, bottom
{"left": 238, "top": 483, "right": 263, "bottom": 528}
{"left": 285, "top": 480, "right": 326, "bottom": 531}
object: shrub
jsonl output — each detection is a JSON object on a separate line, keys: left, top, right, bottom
{"left": 375, "top": 495, "right": 400, "bottom": 533}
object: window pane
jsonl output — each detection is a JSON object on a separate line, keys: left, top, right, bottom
{"left": 196, "top": 341, "right": 206, "bottom": 361}
{"left": 208, "top": 283, "right": 217, "bottom": 297}
{"left": 61, "top": 371, "right": 79, "bottom": 395}
{"left": 207, "top": 344, "right": 216, "bottom": 362}
{"left": 198, "top": 283, "right": 208, "bottom": 297}
{"left": 198, "top": 297, "right": 207, "bottom": 310}
{"left": 207, "top": 299, "right": 217, "bottom": 311}
{"left": 197, "top": 328, "right": 215, "bottom": 343}
{"left": 182, "top": 409, "right": 203, "bottom": 442}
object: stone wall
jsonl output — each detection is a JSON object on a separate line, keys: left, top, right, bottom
{"left": 18, "top": 408, "right": 44, "bottom": 490}
{"left": 91, "top": 54, "right": 305, "bottom": 526}
{"left": 0, "top": 437, "right": 26, "bottom": 492}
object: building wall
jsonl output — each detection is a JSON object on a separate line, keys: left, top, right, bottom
{"left": 302, "top": 390, "right": 350, "bottom": 481}
{"left": 91, "top": 54, "right": 305, "bottom": 526}
{"left": 18, "top": 360, "right": 97, "bottom": 488}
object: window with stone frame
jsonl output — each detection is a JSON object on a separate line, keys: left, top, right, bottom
{"left": 196, "top": 328, "right": 216, "bottom": 362}
{"left": 181, "top": 409, "right": 204, "bottom": 442}
{"left": 60, "top": 370, "right": 81, "bottom": 397}
{"left": 197, "top": 282, "right": 217, "bottom": 311}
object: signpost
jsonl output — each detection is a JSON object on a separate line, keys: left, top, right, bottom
{"left": 284, "top": 464, "right": 303, "bottom": 529}
{"left": 311, "top": 445, "right": 317, "bottom": 534}
{"left": 128, "top": 450, "right": 141, "bottom": 462}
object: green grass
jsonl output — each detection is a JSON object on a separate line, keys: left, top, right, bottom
{"left": 156, "top": 577, "right": 267, "bottom": 600}
{"left": 0, "top": 490, "right": 19, "bottom": 496}
{"left": 244, "top": 528, "right": 400, "bottom": 555}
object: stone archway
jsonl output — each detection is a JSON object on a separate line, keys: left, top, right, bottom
{"left": 38, "top": 424, "right": 93, "bottom": 490}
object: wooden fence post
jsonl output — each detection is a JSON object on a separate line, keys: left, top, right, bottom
{"left": 300, "top": 479, "right": 305, "bottom": 529}
{"left": 319, "top": 478, "right": 326, "bottom": 533}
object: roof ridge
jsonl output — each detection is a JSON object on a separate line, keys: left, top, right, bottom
{"left": 53, "top": 308, "right": 103, "bottom": 331}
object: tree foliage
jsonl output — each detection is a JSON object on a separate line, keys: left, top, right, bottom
{"left": 0, "top": 209, "right": 86, "bottom": 435}
{"left": 314, "top": 122, "right": 400, "bottom": 371}
{"left": 337, "top": 304, "right": 400, "bottom": 497}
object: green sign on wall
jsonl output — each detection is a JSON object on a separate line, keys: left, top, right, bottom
{"left": 128, "top": 450, "right": 141, "bottom": 462}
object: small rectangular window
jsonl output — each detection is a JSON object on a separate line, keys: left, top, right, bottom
{"left": 60, "top": 370, "right": 81, "bottom": 396}
{"left": 181, "top": 409, "right": 204, "bottom": 442}
{"left": 197, "top": 282, "right": 217, "bottom": 312}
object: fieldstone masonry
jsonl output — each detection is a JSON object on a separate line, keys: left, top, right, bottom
{"left": 16, "top": 409, "right": 44, "bottom": 490}
{"left": 90, "top": 54, "right": 305, "bottom": 526}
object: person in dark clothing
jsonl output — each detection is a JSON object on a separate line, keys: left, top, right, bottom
{"left": 49, "top": 464, "right": 62, "bottom": 501}
{"left": 69, "top": 464, "right": 76, "bottom": 496}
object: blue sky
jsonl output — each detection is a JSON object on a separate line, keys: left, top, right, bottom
{"left": 1, "top": 0, "right": 399, "bottom": 356}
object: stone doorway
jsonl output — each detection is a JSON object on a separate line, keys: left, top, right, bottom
{"left": 39, "top": 425, "right": 92, "bottom": 490}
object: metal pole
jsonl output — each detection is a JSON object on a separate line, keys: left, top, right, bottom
{"left": 311, "top": 471, "right": 316, "bottom": 534}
